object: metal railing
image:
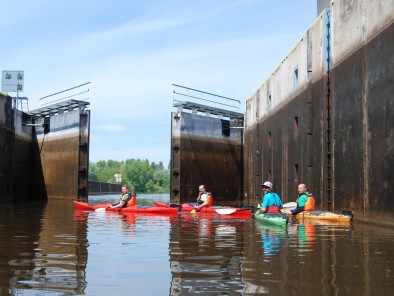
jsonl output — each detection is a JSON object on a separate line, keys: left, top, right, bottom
{"left": 172, "top": 84, "right": 241, "bottom": 112}
{"left": 39, "top": 82, "right": 91, "bottom": 107}
{"left": 88, "top": 180, "right": 121, "bottom": 195}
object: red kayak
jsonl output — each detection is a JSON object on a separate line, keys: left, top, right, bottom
{"left": 153, "top": 200, "right": 252, "bottom": 218}
{"left": 73, "top": 201, "right": 112, "bottom": 210}
{"left": 73, "top": 201, "right": 178, "bottom": 215}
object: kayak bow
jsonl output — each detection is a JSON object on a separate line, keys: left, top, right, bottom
{"left": 255, "top": 212, "right": 289, "bottom": 227}
{"left": 73, "top": 201, "right": 178, "bottom": 215}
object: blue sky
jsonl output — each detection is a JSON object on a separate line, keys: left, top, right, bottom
{"left": 0, "top": 0, "right": 317, "bottom": 165}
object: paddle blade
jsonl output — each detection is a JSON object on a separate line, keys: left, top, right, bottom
{"left": 95, "top": 207, "right": 107, "bottom": 212}
{"left": 190, "top": 209, "right": 196, "bottom": 214}
{"left": 215, "top": 208, "right": 237, "bottom": 215}
{"left": 282, "top": 202, "right": 297, "bottom": 208}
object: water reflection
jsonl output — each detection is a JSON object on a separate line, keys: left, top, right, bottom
{"left": 0, "top": 200, "right": 87, "bottom": 295}
{"left": 289, "top": 221, "right": 317, "bottom": 254}
{"left": 256, "top": 222, "right": 287, "bottom": 257}
{"left": 1, "top": 196, "right": 394, "bottom": 295}
{"left": 169, "top": 214, "right": 249, "bottom": 295}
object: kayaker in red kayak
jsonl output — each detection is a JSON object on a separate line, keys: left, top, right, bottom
{"left": 258, "top": 181, "right": 283, "bottom": 213}
{"left": 194, "top": 185, "right": 213, "bottom": 211}
{"left": 108, "top": 185, "right": 137, "bottom": 209}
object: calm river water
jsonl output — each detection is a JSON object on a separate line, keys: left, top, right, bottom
{"left": 1, "top": 194, "right": 394, "bottom": 295}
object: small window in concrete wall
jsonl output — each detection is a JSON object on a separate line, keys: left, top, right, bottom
{"left": 294, "top": 163, "right": 299, "bottom": 182}
{"left": 267, "top": 93, "right": 272, "bottom": 110}
{"left": 294, "top": 67, "right": 299, "bottom": 89}
{"left": 221, "top": 119, "right": 230, "bottom": 137}
{"left": 294, "top": 116, "right": 299, "bottom": 133}
{"left": 268, "top": 132, "right": 272, "bottom": 146}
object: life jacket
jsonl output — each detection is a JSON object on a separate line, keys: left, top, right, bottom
{"left": 304, "top": 193, "right": 315, "bottom": 211}
{"left": 197, "top": 192, "right": 213, "bottom": 206}
{"left": 118, "top": 193, "right": 129, "bottom": 208}
{"left": 126, "top": 193, "right": 137, "bottom": 207}
{"left": 266, "top": 205, "right": 281, "bottom": 213}
{"left": 206, "top": 194, "right": 213, "bottom": 206}
{"left": 265, "top": 193, "right": 281, "bottom": 213}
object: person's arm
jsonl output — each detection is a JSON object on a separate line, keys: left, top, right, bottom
{"left": 109, "top": 194, "right": 128, "bottom": 208}
{"left": 260, "top": 194, "right": 269, "bottom": 213}
{"left": 195, "top": 199, "right": 208, "bottom": 210}
{"left": 194, "top": 194, "right": 201, "bottom": 207}
{"left": 109, "top": 201, "right": 125, "bottom": 208}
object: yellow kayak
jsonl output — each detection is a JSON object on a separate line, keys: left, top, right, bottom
{"left": 295, "top": 210, "right": 353, "bottom": 223}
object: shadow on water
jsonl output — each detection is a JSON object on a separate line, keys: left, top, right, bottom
{"left": 1, "top": 195, "right": 394, "bottom": 295}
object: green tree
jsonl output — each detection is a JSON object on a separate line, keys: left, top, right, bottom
{"left": 89, "top": 162, "right": 99, "bottom": 181}
{"left": 89, "top": 158, "right": 170, "bottom": 193}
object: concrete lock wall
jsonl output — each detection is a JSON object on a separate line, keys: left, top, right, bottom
{"left": 0, "top": 95, "right": 47, "bottom": 201}
{"left": 171, "top": 111, "right": 243, "bottom": 205}
{"left": 0, "top": 93, "right": 14, "bottom": 201}
{"left": 13, "top": 109, "right": 47, "bottom": 201}
{"left": 244, "top": 0, "right": 394, "bottom": 215}
{"left": 330, "top": 0, "right": 394, "bottom": 212}
{"left": 244, "top": 9, "right": 329, "bottom": 205}
{"left": 1, "top": 91, "right": 90, "bottom": 202}
{"left": 35, "top": 109, "right": 90, "bottom": 200}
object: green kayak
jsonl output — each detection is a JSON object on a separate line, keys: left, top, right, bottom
{"left": 255, "top": 212, "right": 289, "bottom": 227}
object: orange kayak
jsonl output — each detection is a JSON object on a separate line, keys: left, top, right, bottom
{"left": 295, "top": 210, "right": 353, "bottom": 223}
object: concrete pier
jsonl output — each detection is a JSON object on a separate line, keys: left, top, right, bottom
{"left": 0, "top": 92, "right": 90, "bottom": 202}
{"left": 170, "top": 86, "right": 244, "bottom": 205}
{"left": 31, "top": 106, "right": 90, "bottom": 200}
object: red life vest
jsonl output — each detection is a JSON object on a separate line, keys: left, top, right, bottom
{"left": 266, "top": 205, "right": 281, "bottom": 213}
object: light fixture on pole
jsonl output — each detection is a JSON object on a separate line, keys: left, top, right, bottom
{"left": 114, "top": 172, "right": 122, "bottom": 183}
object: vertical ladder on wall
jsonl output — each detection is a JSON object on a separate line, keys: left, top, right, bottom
{"left": 326, "top": 71, "right": 333, "bottom": 211}
{"left": 325, "top": 9, "right": 333, "bottom": 211}
{"left": 78, "top": 117, "right": 89, "bottom": 201}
